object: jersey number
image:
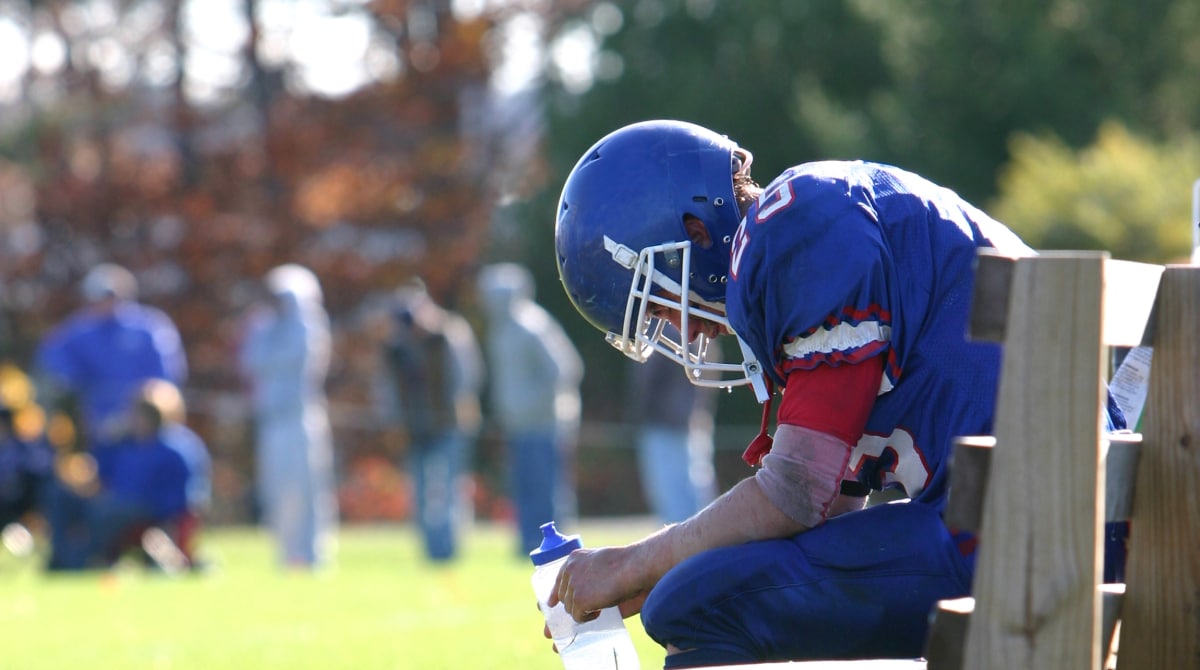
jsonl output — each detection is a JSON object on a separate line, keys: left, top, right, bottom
{"left": 849, "top": 427, "right": 932, "bottom": 496}
{"left": 730, "top": 178, "right": 797, "bottom": 280}
{"left": 755, "top": 181, "right": 794, "bottom": 223}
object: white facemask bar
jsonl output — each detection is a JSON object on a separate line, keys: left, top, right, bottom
{"left": 602, "top": 236, "right": 770, "bottom": 403}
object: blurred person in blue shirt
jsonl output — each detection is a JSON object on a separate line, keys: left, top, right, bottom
{"left": 34, "top": 263, "right": 187, "bottom": 449}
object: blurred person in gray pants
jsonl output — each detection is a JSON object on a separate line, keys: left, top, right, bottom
{"left": 477, "top": 264, "right": 583, "bottom": 555}
{"left": 628, "top": 330, "right": 720, "bottom": 524}
{"left": 376, "top": 280, "right": 483, "bottom": 562}
{"left": 238, "top": 264, "right": 337, "bottom": 569}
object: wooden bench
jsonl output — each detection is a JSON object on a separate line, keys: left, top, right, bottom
{"left": 926, "top": 250, "right": 1200, "bottom": 669}
{"left": 709, "top": 250, "right": 1199, "bottom": 670}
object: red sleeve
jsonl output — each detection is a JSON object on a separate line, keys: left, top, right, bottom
{"left": 777, "top": 359, "right": 883, "bottom": 446}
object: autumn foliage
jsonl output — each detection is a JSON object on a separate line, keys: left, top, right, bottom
{"left": 0, "top": 6, "right": 513, "bottom": 524}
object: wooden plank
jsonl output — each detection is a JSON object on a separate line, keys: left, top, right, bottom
{"left": 945, "top": 433, "right": 1140, "bottom": 533}
{"left": 967, "top": 251, "right": 1162, "bottom": 347}
{"left": 968, "top": 249, "right": 1016, "bottom": 343}
{"left": 1103, "top": 434, "right": 1141, "bottom": 522}
{"left": 926, "top": 597, "right": 974, "bottom": 670}
{"left": 1118, "top": 265, "right": 1200, "bottom": 669}
{"left": 944, "top": 437, "right": 995, "bottom": 533}
{"left": 964, "top": 254, "right": 1107, "bottom": 670}
{"left": 925, "top": 590, "right": 1122, "bottom": 670}
{"left": 1099, "top": 583, "right": 1124, "bottom": 666}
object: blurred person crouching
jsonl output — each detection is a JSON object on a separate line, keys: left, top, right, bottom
{"left": 43, "top": 382, "right": 190, "bottom": 571}
{"left": 0, "top": 362, "right": 56, "bottom": 558}
{"left": 0, "top": 404, "right": 54, "bottom": 550}
{"left": 139, "top": 379, "right": 212, "bottom": 569}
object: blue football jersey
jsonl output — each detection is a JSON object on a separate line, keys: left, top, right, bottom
{"left": 726, "top": 161, "right": 1034, "bottom": 509}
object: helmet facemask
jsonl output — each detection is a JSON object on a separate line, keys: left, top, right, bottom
{"left": 602, "top": 235, "right": 769, "bottom": 401}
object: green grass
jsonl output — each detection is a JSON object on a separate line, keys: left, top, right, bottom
{"left": 0, "top": 520, "right": 668, "bottom": 670}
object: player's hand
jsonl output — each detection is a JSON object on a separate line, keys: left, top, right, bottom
{"left": 540, "top": 590, "right": 648, "bottom": 654}
{"left": 540, "top": 609, "right": 558, "bottom": 652}
{"left": 546, "top": 546, "right": 653, "bottom": 623}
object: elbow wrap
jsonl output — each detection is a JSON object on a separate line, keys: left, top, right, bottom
{"left": 754, "top": 424, "right": 853, "bottom": 528}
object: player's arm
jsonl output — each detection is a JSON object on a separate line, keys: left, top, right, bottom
{"left": 550, "top": 359, "right": 882, "bottom": 622}
{"left": 652, "top": 358, "right": 881, "bottom": 555}
{"left": 756, "top": 358, "right": 883, "bottom": 523}
{"left": 550, "top": 466, "right": 809, "bottom": 623}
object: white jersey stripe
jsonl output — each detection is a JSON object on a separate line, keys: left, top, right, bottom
{"left": 782, "top": 320, "right": 891, "bottom": 359}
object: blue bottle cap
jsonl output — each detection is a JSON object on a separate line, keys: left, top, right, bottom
{"left": 529, "top": 521, "right": 583, "bottom": 565}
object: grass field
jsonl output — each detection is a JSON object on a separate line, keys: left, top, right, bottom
{"left": 0, "top": 519, "right": 668, "bottom": 670}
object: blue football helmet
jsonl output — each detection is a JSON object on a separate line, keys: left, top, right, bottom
{"left": 555, "top": 120, "right": 768, "bottom": 400}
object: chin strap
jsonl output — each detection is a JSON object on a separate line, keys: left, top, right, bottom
{"left": 741, "top": 377, "right": 776, "bottom": 467}
{"left": 735, "top": 335, "right": 771, "bottom": 403}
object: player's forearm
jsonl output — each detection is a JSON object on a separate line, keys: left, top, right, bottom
{"left": 626, "top": 476, "right": 809, "bottom": 585}
{"left": 622, "top": 424, "right": 859, "bottom": 587}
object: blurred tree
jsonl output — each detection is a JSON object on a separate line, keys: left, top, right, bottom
{"left": 529, "top": 0, "right": 1200, "bottom": 218}
{"left": 517, "top": 0, "right": 1200, "bottom": 426}
{"left": 539, "top": 0, "right": 891, "bottom": 200}
{"left": 860, "top": 0, "right": 1200, "bottom": 203}
{"left": 990, "top": 122, "right": 1199, "bottom": 264}
{"left": 515, "top": 0, "right": 895, "bottom": 426}
{"left": 0, "top": 0, "right": 514, "bottom": 522}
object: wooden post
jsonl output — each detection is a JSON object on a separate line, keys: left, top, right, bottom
{"left": 944, "top": 433, "right": 1140, "bottom": 532}
{"left": 1099, "top": 584, "right": 1124, "bottom": 665}
{"left": 944, "top": 437, "right": 995, "bottom": 533}
{"left": 1103, "top": 434, "right": 1141, "bottom": 523}
{"left": 964, "top": 253, "right": 1108, "bottom": 670}
{"left": 927, "top": 597, "right": 975, "bottom": 670}
{"left": 1117, "top": 265, "right": 1200, "bottom": 669}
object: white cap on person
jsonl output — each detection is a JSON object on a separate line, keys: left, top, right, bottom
{"left": 80, "top": 263, "right": 137, "bottom": 303}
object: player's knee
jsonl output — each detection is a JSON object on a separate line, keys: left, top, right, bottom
{"left": 639, "top": 583, "right": 673, "bottom": 643}
{"left": 642, "top": 548, "right": 741, "bottom": 644}
{"left": 643, "top": 586, "right": 757, "bottom": 668}
{"left": 640, "top": 580, "right": 692, "bottom": 645}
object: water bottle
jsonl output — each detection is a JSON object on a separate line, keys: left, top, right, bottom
{"left": 530, "top": 522, "right": 641, "bottom": 670}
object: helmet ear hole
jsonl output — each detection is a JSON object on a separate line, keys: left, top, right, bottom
{"left": 732, "top": 148, "right": 754, "bottom": 175}
{"left": 684, "top": 215, "right": 713, "bottom": 250}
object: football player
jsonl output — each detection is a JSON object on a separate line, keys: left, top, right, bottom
{"left": 548, "top": 120, "right": 1125, "bottom": 665}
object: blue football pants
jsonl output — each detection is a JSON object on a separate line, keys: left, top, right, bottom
{"left": 641, "top": 501, "right": 972, "bottom": 667}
